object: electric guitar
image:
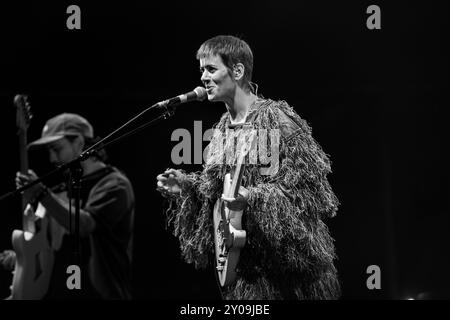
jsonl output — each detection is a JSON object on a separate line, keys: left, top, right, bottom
{"left": 213, "top": 127, "right": 256, "bottom": 287}
{"left": 10, "top": 95, "right": 65, "bottom": 299}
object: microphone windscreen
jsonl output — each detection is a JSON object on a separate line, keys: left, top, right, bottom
{"left": 194, "top": 86, "right": 207, "bottom": 101}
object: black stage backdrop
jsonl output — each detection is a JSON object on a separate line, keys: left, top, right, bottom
{"left": 0, "top": 0, "right": 449, "bottom": 301}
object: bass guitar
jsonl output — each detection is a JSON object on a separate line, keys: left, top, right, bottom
{"left": 10, "top": 94, "right": 65, "bottom": 299}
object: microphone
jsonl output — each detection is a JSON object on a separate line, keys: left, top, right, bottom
{"left": 157, "top": 87, "right": 207, "bottom": 108}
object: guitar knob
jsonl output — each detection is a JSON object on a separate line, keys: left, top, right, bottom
{"left": 216, "top": 265, "right": 224, "bottom": 271}
{"left": 219, "top": 257, "right": 226, "bottom": 263}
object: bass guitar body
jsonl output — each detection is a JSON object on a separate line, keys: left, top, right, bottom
{"left": 11, "top": 204, "right": 55, "bottom": 300}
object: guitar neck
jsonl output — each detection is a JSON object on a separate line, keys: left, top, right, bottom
{"left": 229, "top": 159, "right": 246, "bottom": 198}
{"left": 18, "top": 131, "right": 29, "bottom": 210}
{"left": 19, "top": 131, "right": 29, "bottom": 173}
{"left": 228, "top": 130, "right": 257, "bottom": 198}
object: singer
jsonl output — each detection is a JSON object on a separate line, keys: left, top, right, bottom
{"left": 156, "top": 35, "right": 340, "bottom": 300}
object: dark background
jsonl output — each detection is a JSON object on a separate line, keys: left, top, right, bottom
{"left": 0, "top": 0, "right": 449, "bottom": 300}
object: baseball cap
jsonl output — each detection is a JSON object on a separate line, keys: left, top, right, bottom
{"left": 28, "top": 113, "right": 94, "bottom": 149}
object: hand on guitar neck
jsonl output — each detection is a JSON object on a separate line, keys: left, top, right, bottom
{"left": 221, "top": 186, "right": 249, "bottom": 211}
{"left": 15, "top": 169, "right": 49, "bottom": 205}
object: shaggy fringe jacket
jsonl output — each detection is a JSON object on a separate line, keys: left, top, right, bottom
{"left": 162, "top": 98, "right": 341, "bottom": 300}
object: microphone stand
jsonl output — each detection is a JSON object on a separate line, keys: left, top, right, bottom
{"left": 0, "top": 100, "right": 180, "bottom": 266}
{"left": 69, "top": 161, "right": 83, "bottom": 267}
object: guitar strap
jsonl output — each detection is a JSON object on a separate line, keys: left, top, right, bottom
{"left": 227, "top": 100, "right": 260, "bottom": 129}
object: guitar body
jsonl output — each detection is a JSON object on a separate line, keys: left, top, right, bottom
{"left": 10, "top": 194, "right": 67, "bottom": 300}
{"left": 11, "top": 205, "right": 55, "bottom": 300}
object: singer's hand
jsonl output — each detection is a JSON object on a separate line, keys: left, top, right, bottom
{"left": 156, "top": 169, "right": 185, "bottom": 196}
{"left": 221, "top": 186, "right": 249, "bottom": 211}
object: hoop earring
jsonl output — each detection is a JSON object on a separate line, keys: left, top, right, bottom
{"left": 249, "top": 81, "right": 259, "bottom": 96}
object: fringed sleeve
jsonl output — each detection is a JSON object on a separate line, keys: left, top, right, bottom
{"left": 161, "top": 113, "right": 230, "bottom": 270}
{"left": 244, "top": 101, "right": 340, "bottom": 279}
{"left": 162, "top": 171, "right": 214, "bottom": 269}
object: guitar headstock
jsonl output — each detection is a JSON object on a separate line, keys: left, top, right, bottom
{"left": 14, "top": 94, "right": 33, "bottom": 133}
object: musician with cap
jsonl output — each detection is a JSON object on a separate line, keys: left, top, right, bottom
{"left": 1, "top": 113, "right": 135, "bottom": 300}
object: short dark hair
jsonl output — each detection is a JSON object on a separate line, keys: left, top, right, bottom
{"left": 197, "top": 35, "right": 254, "bottom": 91}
